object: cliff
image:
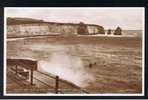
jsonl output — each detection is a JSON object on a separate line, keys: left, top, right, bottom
{"left": 7, "top": 17, "right": 105, "bottom": 37}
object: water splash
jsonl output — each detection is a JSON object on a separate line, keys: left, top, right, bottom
{"left": 38, "top": 52, "right": 94, "bottom": 87}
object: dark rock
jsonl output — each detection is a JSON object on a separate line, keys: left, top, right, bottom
{"left": 114, "top": 26, "right": 122, "bottom": 35}
{"left": 77, "top": 22, "right": 89, "bottom": 35}
{"left": 107, "top": 29, "right": 112, "bottom": 35}
{"left": 89, "top": 63, "right": 93, "bottom": 68}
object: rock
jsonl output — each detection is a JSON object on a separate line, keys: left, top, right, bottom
{"left": 97, "top": 26, "right": 105, "bottom": 34}
{"left": 89, "top": 63, "right": 93, "bottom": 68}
{"left": 77, "top": 22, "right": 89, "bottom": 35}
{"left": 114, "top": 26, "right": 122, "bottom": 35}
{"left": 107, "top": 29, "right": 112, "bottom": 35}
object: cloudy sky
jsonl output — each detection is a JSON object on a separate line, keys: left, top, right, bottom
{"left": 5, "top": 7, "right": 144, "bottom": 30}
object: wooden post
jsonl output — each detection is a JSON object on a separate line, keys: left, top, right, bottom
{"left": 30, "top": 69, "right": 33, "bottom": 85}
{"left": 15, "top": 65, "right": 18, "bottom": 75}
{"left": 55, "top": 76, "right": 59, "bottom": 94}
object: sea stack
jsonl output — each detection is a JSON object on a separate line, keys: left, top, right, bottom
{"left": 114, "top": 26, "right": 122, "bottom": 35}
{"left": 107, "top": 29, "right": 112, "bottom": 35}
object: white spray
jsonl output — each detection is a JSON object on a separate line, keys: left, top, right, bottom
{"left": 38, "top": 52, "right": 94, "bottom": 87}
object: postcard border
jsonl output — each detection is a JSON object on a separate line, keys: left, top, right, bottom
{"left": 3, "top": 7, "right": 145, "bottom": 96}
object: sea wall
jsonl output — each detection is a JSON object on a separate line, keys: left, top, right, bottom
{"left": 7, "top": 22, "right": 105, "bottom": 37}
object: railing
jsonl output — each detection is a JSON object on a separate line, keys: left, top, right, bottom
{"left": 34, "top": 70, "right": 89, "bottom": 94}
{"left": 8, "top": 66, "right": 89, "bottom": 94}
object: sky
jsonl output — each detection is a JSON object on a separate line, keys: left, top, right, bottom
{"left": 5, "top": 7, "right": 144, "bottom": 30}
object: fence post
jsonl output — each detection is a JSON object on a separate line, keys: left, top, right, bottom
{"left": 55, "top": 76, "right": 59, "bottom": 94}
{"left": 15, "top": 65, "right": 18, "bottom": 75}
{"left": 30, "top": 69, "right": 33, "bottom": 85}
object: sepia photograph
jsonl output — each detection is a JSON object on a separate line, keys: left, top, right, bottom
{"left": 4, "top": 7, "right": 144, "bottom": 96}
